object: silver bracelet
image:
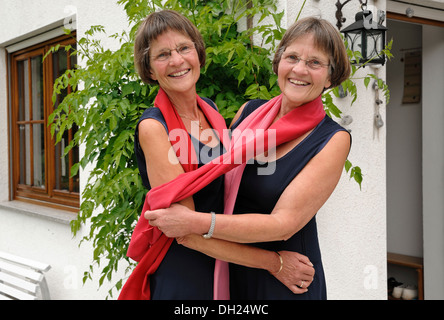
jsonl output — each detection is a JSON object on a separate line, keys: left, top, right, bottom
{"left": 202, "top": 212, "right": 216, "bottom": 239}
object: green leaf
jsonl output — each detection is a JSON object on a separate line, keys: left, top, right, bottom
{"left": 121, "top": 83, "right": 134, "bottom": 97}
{"left": 364, "top": 76, "right": 371, "bottom": 88}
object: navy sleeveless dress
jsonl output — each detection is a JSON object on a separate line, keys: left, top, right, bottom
{"left": 229, "top": 99, "right": 350, "bottom": 300}
{"left": 134, "top": 97, "right": 225, "bottom": 300}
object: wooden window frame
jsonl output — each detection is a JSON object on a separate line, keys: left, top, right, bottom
{"left": 9, "top": 33, "right": 79, "bottom": 211}
{"left": 387, "top": 12, "right": 444, "bottom": 28}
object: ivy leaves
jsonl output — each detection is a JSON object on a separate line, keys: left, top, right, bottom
{"left": 195, "top": 0, "right": 285, "bottom": 118}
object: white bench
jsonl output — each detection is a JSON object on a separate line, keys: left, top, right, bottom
{"left": 0, "top": 252, "right": 51, "bottom": 300}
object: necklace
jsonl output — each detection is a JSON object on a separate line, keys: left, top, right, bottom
{"left": 178, "top": 111, "right": 203, "bottom": 130}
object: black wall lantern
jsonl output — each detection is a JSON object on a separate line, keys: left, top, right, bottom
{"left": 341, "top": 8, "right": 388, "bottom": 66}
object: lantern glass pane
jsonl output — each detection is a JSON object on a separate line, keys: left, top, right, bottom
{"left": 366, "top": 31, "right": 383, "bottom": 60}
{"left": 347, "top": 32, "right": 362, "bottom": 54}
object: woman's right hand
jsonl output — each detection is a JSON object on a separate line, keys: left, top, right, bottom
{"left": 270, "top": 251, "right": 315, "bottom": 294}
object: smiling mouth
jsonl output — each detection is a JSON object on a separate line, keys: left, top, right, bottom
{"left": 169, "top": 69, "right": 191, "bottom": 77}
{"left": 289, "top": 79, "right": 309, "bottom": 86}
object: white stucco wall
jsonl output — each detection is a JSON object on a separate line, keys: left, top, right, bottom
{"left": 0, "top": 0, "right": 388, "bottom": 300}
{"left": 318, "top": 69, "right": 387, "bottom": 300}
{"left": 0, "top": 0, "right": 129, "bottom": 299}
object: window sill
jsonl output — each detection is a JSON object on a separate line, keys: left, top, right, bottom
{"left": 0, "top": 200, "right": 77, "bottom": 225}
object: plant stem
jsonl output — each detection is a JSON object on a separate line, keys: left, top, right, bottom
{"left": 295, "top": 0, "right": 307, "bottom": 22}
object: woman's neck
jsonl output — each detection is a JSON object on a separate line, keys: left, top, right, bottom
{"left": 275, "top": 96, "right": 302, "bottom": 123}
{"left": 166, "top": 89, "right": 199, "bottom": 118}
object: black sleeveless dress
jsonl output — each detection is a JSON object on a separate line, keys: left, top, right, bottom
{"left": 229, "top": 99, "right": 350, "bottom": 300}
{"left": 134, "top": 97, "right": 225, "bottom": 299}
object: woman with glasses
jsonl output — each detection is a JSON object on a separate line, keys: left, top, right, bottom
{"left": 125, "top": 10, "right": 314, "bottom": 300}
{"left": 145, "top": 17, "right": 352, "bottom": 299}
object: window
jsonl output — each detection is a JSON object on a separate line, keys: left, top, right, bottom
{"left": 9, "top": 33, "right": 79, "bottom": 210}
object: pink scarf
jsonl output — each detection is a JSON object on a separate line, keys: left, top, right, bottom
{"left": 119, "top": 90, "right": 325, "bottom": 300}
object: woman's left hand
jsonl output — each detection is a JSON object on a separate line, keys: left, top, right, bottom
{"left": 145, "top": 203, "right": 197, "bottom": 238}
{"left": 271, "top": 251, "right": 315, "bottom": 294}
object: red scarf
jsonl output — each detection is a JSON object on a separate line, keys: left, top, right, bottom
{"left": 118, "top": 90, "right": 325, "bottom": 300}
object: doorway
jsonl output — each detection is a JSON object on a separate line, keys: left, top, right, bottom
{"left": 386, "top": 18, "right": 423, "bottom": 298}
{"left": 386, "top": 14, "right": 444, "bottom": 300}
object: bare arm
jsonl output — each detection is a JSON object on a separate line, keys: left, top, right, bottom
{"left": 177, "top": 234, "right": 314, "bottom": 293}
{"left": 147, "top": 130, "right": 351, "bottom": 243}
{"left": 138, "top": 118, "right": 314, "bottom": 292}
{"left": 139, "top": 118, "right": 195, "bottom": 210}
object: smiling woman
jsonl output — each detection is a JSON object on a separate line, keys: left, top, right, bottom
{"left": 133, "top": 10, "right": 206, "bottom": 85}
{"left": 272, "top": 17, "right": 351, "bottom": 92}
{"left": 277, "top": 34, "right": 332, "bottom": 109}
{"left": 147, "top": 30, "right": 201, "bottom": 105}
